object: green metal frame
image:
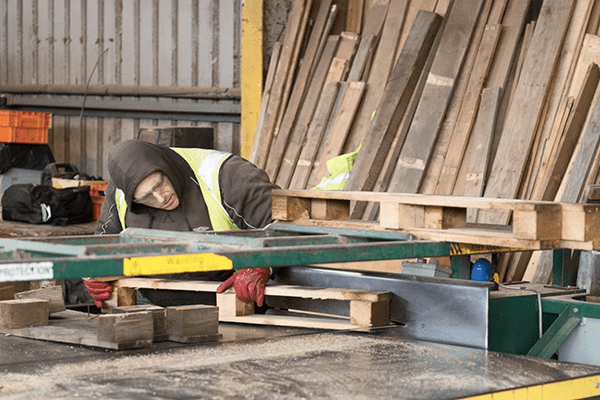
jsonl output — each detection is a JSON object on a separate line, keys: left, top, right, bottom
{"left": 522, "top": 294, "right": 600, "bottom": 359}
{"left": 0, "top": 225, "right": 461, "bottom": 282}
{"left": 527, "top": 303, "right": 582, "bottom": 358}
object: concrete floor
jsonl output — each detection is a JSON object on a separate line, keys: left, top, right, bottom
{"left": 2, "top": 321, "right": 600, "bottom": 400}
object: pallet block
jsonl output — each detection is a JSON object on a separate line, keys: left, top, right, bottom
{"left": 166, "top": 304, "right": 221, "bottom": 343}
{"left": 96, "top": 311, "right": 154, "bottom": 347}
{"left": 0, "top": 282, "right": 27, "bottom": 301}
{"left": 111, "top": 304, "right": 168, "bottom": 342}
{"left": 0, "top": 298, "right": 49, "bottom": 329}
{"left": 15, "top": 285, "right": 66, "bottom": 314}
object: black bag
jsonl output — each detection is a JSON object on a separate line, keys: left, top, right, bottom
{"left": 2, "top": 184, "right": 94, "bottom": 226}
{"left": 40, "top": 163, "right": 81, "bottom": 186}
{"left": 0, "top": 143, "right": 55, "bottom": 174}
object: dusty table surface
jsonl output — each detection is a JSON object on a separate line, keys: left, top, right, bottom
{"left": 1, "top": 320, "right": 600, "bottom": 400}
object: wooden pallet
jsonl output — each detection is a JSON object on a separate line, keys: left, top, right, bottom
{"left": 110, "top": 278, "right": 391, "bottom": 332}
{"left": 272, "top": 189, "right": 600, "bottom": 250}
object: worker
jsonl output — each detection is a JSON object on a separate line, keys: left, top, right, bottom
{"left": 83, "top": 139, "right": 279, "bottom": 308}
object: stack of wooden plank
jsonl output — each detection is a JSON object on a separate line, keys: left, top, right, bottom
{"left": 250, "top": 0, "right": 600, "bottom": 284}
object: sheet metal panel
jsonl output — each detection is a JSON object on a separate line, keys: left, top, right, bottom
{"left": 274, "top": 266, "right": 491, "bottom": 349}
{"left": 0, "top": 0, "right": 241, "bottom": 178}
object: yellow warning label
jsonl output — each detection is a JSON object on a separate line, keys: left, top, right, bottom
{"left": 123, "top": 253, "right": 233, "bottom": 276}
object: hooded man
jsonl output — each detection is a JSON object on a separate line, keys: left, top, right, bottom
{"left": 84, "top": 139, "right": 279, "bottom": 308}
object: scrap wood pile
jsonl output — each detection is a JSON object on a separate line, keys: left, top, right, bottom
{"left": 249, "top": 0, "right": 600, "bottom": 284}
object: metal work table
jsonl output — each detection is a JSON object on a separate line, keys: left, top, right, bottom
{"left": 1, "top": 224, "right": 600, "bottom": 399}
{"left": 2, "top": 323, "right": 600, "bottom": 399}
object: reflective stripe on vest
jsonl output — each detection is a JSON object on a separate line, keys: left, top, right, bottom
{"left": 115, "top": 148, "right": 238, "bottom": 231}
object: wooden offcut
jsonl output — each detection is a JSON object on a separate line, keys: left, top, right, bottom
{"left": 0, "top": 299, "right": 49, "bottom": 329}
{"left": 97, "top": 311, "right": 154, "bottom": 345}
{"left": 0, "top": 282, "right": 26, "bottom": 301}
{"left": 112, "top": 304, "right": 168, "bottom": 341}
{"left": 166, "top": 304, "right": 221, "bottom": 343}
{"left": 14, "top": 285, "right": 66, "bottom": 314}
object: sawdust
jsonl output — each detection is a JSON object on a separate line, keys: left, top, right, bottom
{"left": 2, "top": 332, "right": 600, "bottom": 400}
{"left": 0, "top": 333, "right": 383, "bottom": 399}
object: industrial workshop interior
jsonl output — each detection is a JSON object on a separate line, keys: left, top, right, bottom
{"left": 5, "top": 0, "right": 600, "bottom": 398}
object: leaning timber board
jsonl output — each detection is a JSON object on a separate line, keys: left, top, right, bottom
{"left": 272, "top": 189, "right": 600, "bottom": 250}
{"left": 344, "top": 10, "right": 443, "bottom": 216}
{"left": 478, "top": 0, "right": 575, "bottom": 225}
{"left": 342, "top": 0, "right": 408, "bottom": 154}
{"left": 385, "top": 0, "right": 485, "bottom": 196}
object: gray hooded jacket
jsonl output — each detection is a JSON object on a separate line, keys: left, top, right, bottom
{"left": 95, "top": 140, "right": 279, "bottom": 235}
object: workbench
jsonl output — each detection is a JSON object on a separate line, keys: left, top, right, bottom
{"left": 2, "top": 321, "right": 600, "bottom": 399}
{"left": 1, "top": 190, "right": 600, "bottom": 399}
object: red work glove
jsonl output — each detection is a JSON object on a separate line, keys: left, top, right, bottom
{"left": 83, "top": 280, "right": 113, "bottom": 308}
{"left": 216, "top": 268, "right": 270, "bottom": 306}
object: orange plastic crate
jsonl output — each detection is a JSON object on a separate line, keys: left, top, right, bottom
{"left": 0, "top": 111, "right": 52, "bottom": 144}
{"left": 89, "top": 184, "right": 106, "bottom": 220}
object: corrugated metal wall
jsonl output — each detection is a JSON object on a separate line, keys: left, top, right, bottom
{"left": 0, "top": 0, "right": 241, "bottom": 179}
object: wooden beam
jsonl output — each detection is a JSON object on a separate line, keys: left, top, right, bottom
{"left": 540, "top": 64, "right": 600, "bottom": 201}
{"left": 249, "top": 41, "right": 281, "bottom": 165}
{"left": 289, "top": 81, "right": 341, "bottom": 189}
{"left": 420, "top": 0, "right": 494, "bottom": 195}
{"left": 525, "top": 0, "right": 594, "bottom": 201}
{"left": 308, "top": 81, "right": 366, "bottom": 188}
{"left": 453, "top": 86, "right": 502, "bottom": 223}
{"left": 346, "top": 0, "right": 365, "bottom": 33}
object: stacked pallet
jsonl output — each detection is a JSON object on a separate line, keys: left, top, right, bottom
{"left": 271, "top": 189, "right": 600, "bottom": 252}
{"left": 250, "top": 0, "right": 600, "bottom": 284}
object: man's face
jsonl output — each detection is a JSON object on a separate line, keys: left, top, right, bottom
{"left": 133, "top": 171, "right": 180, "bottom": 210}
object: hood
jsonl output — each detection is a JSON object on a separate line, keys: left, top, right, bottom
{"left": 107, "top": 140, "right": 191, "bottom": 210}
